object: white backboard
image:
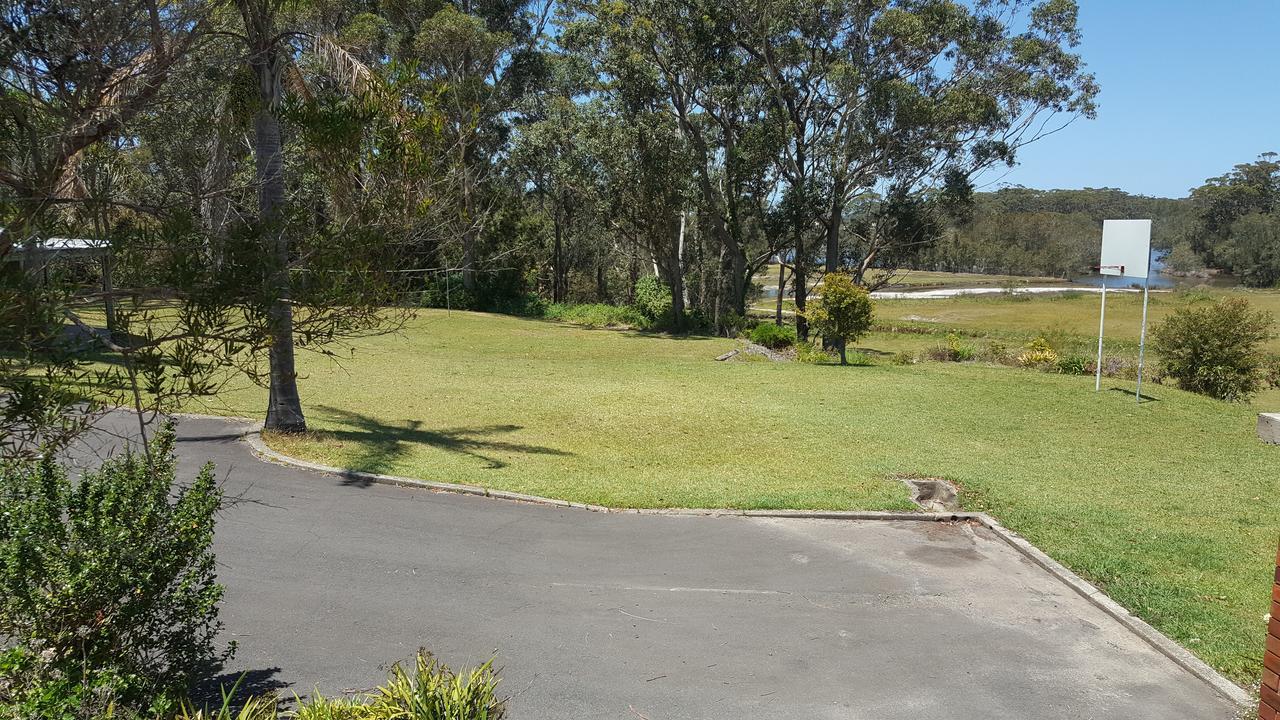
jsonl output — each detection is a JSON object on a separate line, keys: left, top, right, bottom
{"left": 1100, "top": 219, "right": 1152, "bottom": 280}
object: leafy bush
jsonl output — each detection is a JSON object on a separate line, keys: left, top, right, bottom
{"left": 0, "top": 424, "right": 229, "bottom": 719}
{"left": 149, "top": 647, "right": 504, "bottom": 720}
{"left": 795, "top": 341, "right": 835, "bottom": 364}
{"left": 1152, "top": 297, "right": 1275, "bottom": 400}
{"left": 843, "top": 351, "right": 875, "bottom": 367}
{"left": 1055, "top": 354, "right": 1091, "bottom": 375}
{"left": 542, "top": 303, "right": 649, "bottom": 329}
{"left": 1016, "top": 337, "right": 1059, "bottom": 367}
{"left": 366, "top": 650, "right": 504, "bottom": 720}
{"left": 632, "top": 275, "right": 672, "bottom": 324}
{"left": 805, "top": 273, "right": 874, "bottom": 365}
{"left": 926, "top": 333, "right": 975, "bottom": 362}
{"left": 1266, "top": 354, "right": 1280, "bottom": 389}
{"left": 890, "top": 351, "right": 916, "bottom": 365}
{"left": 748, "top": 323, "right": 796, "bottom": 349}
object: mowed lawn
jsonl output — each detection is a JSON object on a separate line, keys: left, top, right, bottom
{"left": 200, "top": 308, "right": 1280, "bottom": 686}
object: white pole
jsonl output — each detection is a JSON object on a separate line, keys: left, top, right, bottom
{"left": 1136, "top": 273, "right": 1151, "bottom": 404}
{"left": 1095, "top": 274, "right": 1108, "bottom": 392}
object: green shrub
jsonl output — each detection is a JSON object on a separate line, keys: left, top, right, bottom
{"left": 632, "top": 275, "right": 672, "bottom": 324}
{"left": 1056, "top": 354, "right": 1091, "bottom": 375}
{"left": 748, "top": 323, "right": 796, "bottom": 349}
{"left": 795, "top": 341, "right": 835, "bottom": 364}
{"left": 542, "top": 303, "right": 649, "bottom": 329}
{"left": 366, "top": 650, "right": 504, "bottom": 720}
{"left": 843, "top": 351, "right": 875, "bottom": 367}
{"left": 1266, "top": 354, "right": 1280, "bottom": 389}
{"left": 1152, "top": 297, "right": 1275, "bottom": 401}
{"left": 926, "top": 333, "right": 975, "bottom": 362}
{"left": 0, "top": 424, "right": 229, "bottom": 719}
{"left": 805, "top": 273, "right": 874, "bottom": 365}
{"left": 1017, "top": 337, "right": 1059, "bottom": 367}
{"left": 890, "top": 351, "right": 916, "bottom": 365}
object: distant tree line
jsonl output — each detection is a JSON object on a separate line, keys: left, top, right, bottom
{"left": 917, "top": 187, "right": 1191, "bottom": 279}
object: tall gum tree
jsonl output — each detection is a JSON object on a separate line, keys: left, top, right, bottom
{"left": 734, "top": 0, "right": 1099, "bottom": 338}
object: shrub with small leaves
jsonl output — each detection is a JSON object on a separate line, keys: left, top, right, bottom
{"left": 748, "top": 323, "right": 797, "bottom": 349}
{"left": 805, "top": 273, "right": 874, "bottom": 365}
{"left": 926, "top": 333, "right": 975, "bottom": 362}
{"left": 0, "top": 423, "right": 229, "bottom": 719}
{"left": 632, "top": 275, "right": 673, "bottom": 324}
{"left": 1055, "top": 354, "right": 1091, "bottom": 375}
{"left": 1152, "top": 297, "right": 1275, "bottom": 401}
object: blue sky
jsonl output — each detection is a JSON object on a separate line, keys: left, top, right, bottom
{"left": 980, "top": 1, "right": 1280, "bottom": 199}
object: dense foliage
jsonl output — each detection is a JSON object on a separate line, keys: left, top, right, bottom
{"left": 806, "top": 274, "right": 873, "bottom": 365}
{"left": 0, "top": 426, "right": 228, "bottom": 719}
{"left": 1152, "top": 297, "right": 1275, "bottom": 400}
{"left": 1181, "top": 154, "right": 1280, "bottom": 288}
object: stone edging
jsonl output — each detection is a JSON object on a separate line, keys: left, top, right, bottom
{"left": 187, "top": 413, "right": 1252, "bottom": 708}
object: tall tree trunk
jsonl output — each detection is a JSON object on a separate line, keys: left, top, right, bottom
{"left": 825, "top": 176, "right": 846, "bottom": 274}
{"left": 253, "top": 57, "right": 306, "bottom": 433}
{"left": 459, "top": 141, "right": 478, "bottom": 292}
{"left": 775, "top": 262, "right": 787, "bottom": 326}
{"left": 552, "top": 207, "right": 564, "bottom": 303}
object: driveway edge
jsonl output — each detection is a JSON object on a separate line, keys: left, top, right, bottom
{"left": 199, "top": 415, "right": 1250, "bottom": 708}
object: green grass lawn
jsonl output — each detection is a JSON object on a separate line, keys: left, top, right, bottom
{"left": 199, "top": 308, "right": 1280, "bottom": 687}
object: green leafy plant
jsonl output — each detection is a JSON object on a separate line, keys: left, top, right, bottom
{"left": 1016, "top": 337, "right": 1059, "bottom": 367}
{"left": 890, "top": 350, "right": 916, "bottom": 365}
{"left": 926, "top": 333, "right": 975, "bottom": 362}
{"left": 1055, "top": 354, "right": 1091, "bottom": 375}
{"left": 631, "top": 275, "right": 672, "bottom": 324}
{"left": 366, "top": 650, "right": 504, "bottom": 720}
{"left": 1152, "top": 297, "right": 1275, "bottom": 400}
{"left": 804, "top": 273, "right": 874, "bottom": 365}
{"left": 542, "top": 303, "right": 649, "bottom": 329}
{"left": 795, "top": 341, "right": 835, "bottom": 364}
{"left": 0, "top": 424, "right": 229, "bottom": 719}
{"left": 748, "top": 323, "right": 796, "bottom": 349}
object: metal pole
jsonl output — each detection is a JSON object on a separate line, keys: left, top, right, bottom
{"left": 1095, "top": 274, "right": 1107, "bottom": 392}
{"left": 1136, "top": 274, "right": 1151, "bottom": 404}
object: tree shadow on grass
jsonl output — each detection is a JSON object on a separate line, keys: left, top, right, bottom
{"left": 313, "top": 406, "right": 573, "bottom": 485}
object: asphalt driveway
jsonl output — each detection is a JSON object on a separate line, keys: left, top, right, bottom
{"left": 71, "top": 415, "right": 1241, "bottom": 719}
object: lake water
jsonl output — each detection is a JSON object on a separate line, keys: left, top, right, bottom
{"left": 1068, "top": 248, "right": 1239, "bottom": 289}
{"left": 1069, "top": 248, "right": 1175, "bottom": 289}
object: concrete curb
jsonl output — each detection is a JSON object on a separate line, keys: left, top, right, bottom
{"left": 182, "top": 413, "right": 1252, "bottom": 708}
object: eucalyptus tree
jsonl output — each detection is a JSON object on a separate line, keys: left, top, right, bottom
{"left": 564, "top": 0, "right": 784, "bottom": 324}
{"left": 0, "top": 0, "right": 210, "bottom": 253}
{"left": 510, "top": 50, "right": 602, "bottom": 302}
{"left": 734, "top": 0, "right": 1098, "bottom": 338}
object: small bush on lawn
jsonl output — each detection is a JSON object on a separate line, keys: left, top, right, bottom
{"left": 632, "top": 275, "right": 672, "bottom": 324}
{"left": 1056, "top": 354, "right": 1091, "bottom": 375}
{"left": 890, "top": 351, "right": 916, "bottom": 365}
{"left": 795, "top": 341, "right": 836, "bottom": 364}
{"left": 843, "top": 351, "right": 875, "bottom": 367}
{"left": 1266, "top": 354, "right": 1280, "bottom": 389}
{"left": 1152, "top": 297, "right": 1275, "bottom": 401}
{"left": 1017, "top": 337, "right": 1059, "bottom": 367}
{"left": 542, "top": 303, "right": 650, "bottom": 329}
{"left": 804, "top": 273, "right": 874, "bottom": 365}
{"left": 748, "top": 323, "right": 796, "bottom": 349}
{"left": 926, "top": 333, "right": 975, "bottom": 362}
{"left": 0, "top": 424, "right": 229, "bottom": 720}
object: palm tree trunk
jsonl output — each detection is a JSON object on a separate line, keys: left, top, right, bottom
{"left": 254, "top": 61, "right": 306, "bottom": 433}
